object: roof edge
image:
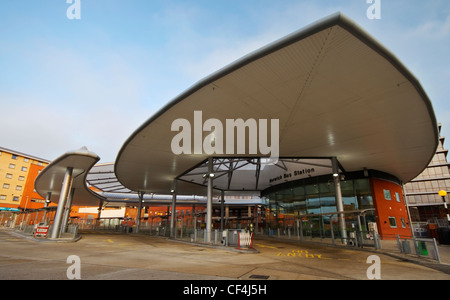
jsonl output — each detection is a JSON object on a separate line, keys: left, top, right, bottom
{"left": 115, "top": 12, "right": 347, "bottom": 177}
{"left": 115, "top": 12, "right": 439, "bottom": 188}
{"left": 35, "top": 147, "right": 105, "bottom": 203}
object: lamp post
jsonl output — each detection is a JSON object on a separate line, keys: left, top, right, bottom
{"left": 438, "top": 190, "right": 450, "bottom": 222}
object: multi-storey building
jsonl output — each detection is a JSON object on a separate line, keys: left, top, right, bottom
{"left": 0, "top": 147, "right": 50, "bottom": 211}
{"left": 404, "top": 124, "right": 450, "bottom": 222}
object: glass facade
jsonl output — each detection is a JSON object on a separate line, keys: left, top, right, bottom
{"left": 262, "top": 176, "right": 375, "bottom": 240}
{"left": 404, "top": 124, "right": 450, "bottom": 208}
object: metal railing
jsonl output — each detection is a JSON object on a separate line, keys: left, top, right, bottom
{"left": 12, "top": 223, "right": 79, "bottom": 240}
{"left": 396, "top": 234, "right": 441, "bottom": 263}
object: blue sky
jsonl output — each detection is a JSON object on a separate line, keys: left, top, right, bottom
{"left": 1, "top": 0, "right": 449, "bottom": 162}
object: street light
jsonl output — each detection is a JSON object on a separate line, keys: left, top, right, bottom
{"left": 438, "top": 190, "right": 450, "bottom": 222}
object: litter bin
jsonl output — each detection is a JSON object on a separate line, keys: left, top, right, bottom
{"left": 401, "top": 240, "right": 411, "bottom": 254}
{"left": 221, "top": 230, "right": 228, "bottom": 246}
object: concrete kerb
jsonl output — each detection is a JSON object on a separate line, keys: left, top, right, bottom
{"left": 8, "top": 228, "right": 82, "bottom": 243}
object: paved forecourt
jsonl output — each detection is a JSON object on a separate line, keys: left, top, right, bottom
{"left": 0, "top": 229, "right": 448, "bottom": 280}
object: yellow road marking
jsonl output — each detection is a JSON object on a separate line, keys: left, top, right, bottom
{"left": 254, "top": 243, "right": 278, "bottom": 249}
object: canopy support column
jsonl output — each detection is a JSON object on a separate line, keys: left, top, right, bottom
{"left": 61, "top": 187, "right": 75, "bottom": 236}
{"left": 170, "top": 181, "right": 177, "bottom": 238}
{"left": 136, "top": 191, "right": 145, "bottom": 233}
{"left": 96, "top": 199, "right": 104, "bottom": 224}
{"left": 206, "top": 157, "right": 213, "bottom": 243}
{"left": 332, "top": 157, "right": 347, "bottom": 244}
{"left": 50, "top": 167, "right": 73, "bottom": 239}
{"left": 220, "top": 190, "right": 225, "bottom": 231}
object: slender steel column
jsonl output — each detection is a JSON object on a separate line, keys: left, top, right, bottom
{"left": 136, "top": 191, "right": 144, "bottom": 233}
{"left": 61, "top": 187, "right": 75, "bottom": 236}
{"left": 206, "top": 157, "right": 213, "bottom": 243}
{"left": 50, "top": 167, "right": 73, "bottom": 239}
{"left": 170, "top": 181, "right": 177, "bottom": 238}
{"left": 220, "top": 190, "right": 225, "bottom": 231}
{"left": 96, "top": 199, "right": 103, "bottom": 225}
{"left": 254, "top": 205, "right": 259, "bottom": 234}
{"left": 332, "top": 157, "right": 347, "bottom": 243}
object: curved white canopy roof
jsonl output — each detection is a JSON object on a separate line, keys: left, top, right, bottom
{"left": 35, "top": 147, "right": 105, "bottom": 206}
{"left": 115, "top": 13, "right": 438, "bottom": 196}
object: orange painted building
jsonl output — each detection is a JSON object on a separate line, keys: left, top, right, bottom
{"left": 19, "top": 163, "right": 49, "bottom": 210}
{"left": 370, "top": 178, "right": 411, "bottom": 239}
{"left": 0, "top": 146, "right": 49, "bottom": 211}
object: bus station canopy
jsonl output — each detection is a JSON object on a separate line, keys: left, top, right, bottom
{"left": 114, "top": 13, "right": 438, "bottom": 196}
{"left": 35, "top": 147, "right": 106, "bottom": 206}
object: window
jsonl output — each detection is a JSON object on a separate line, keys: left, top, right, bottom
{"left": 21, "top": 166, "right": 27, "bottom": 172}
{"left": 16, "top": 186, "right": 22, "bottom": 191}
{"left": 395, "top": 192, "right": 401, "bottom": 202}
{"left": 400, "top": 217, "right": 406, "bottom": 228}
{"left": 18, "top": 176, "right": 25, "bottom": 181}
{"left": 11, "top": 155, "right": 17, "bottom": 160}
{"left": 3, "top": 183, "right": 10, "bottom": 189}
{"left": 0, "top": 195, "right": 6, "bottom": 200}
{"left": 9, "top": 163, "right": 15, "bottom": 169}
{"left": 12, "top": 196, "right": 19, "bottom": 202}
{"left": 5, "top": 173, "right": 12, "bottom": 179}
{"left": 24, "top": 158, "right": 29, "bottom": 162}
{"left": 388, "top": 217, "right": 397, "bottom": 228}
{"left": 383, "top": 189, "right": 391, "bottom": 200}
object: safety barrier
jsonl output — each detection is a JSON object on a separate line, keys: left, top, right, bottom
{"left": 238, "top": 230, "right": 254, "bottom": 249}
{"left": 396, "top": 234, "right": 441, "bottom": 263}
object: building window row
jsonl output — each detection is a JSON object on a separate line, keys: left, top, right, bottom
{"left": 4, "top": 173, "right": 25, "bottom": 181}
{"left": 404, "top": 179, "right": 450, "bottom": 194}
{"left": 7, "top": 164, "right": 28, "bottom": 172}
{"left": 414, "top": 165, "right": 450, "bottom": 180}
{"left": 383, "top": 189, "right": 401, "bottom": 202}
{"left": 7, "top": 153, "right": 33, "bottom": 163}
{"left": 388, "top": 216, "right": 406, "bottom": 228}
{"left": 2, "top": 183, "right": 22, "bottom": 190}
{"left": 430, "top": 152, "right": 448, "bottom": 165}
{"left": 0, "top": 195, "right": 19, "bottom": 201}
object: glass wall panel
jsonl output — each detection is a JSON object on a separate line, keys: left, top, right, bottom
{"left": 263, "top": 177, "right": 375, "bottom": 238}
{"left": 305, "top": 184, "right": 320, "bottom": 215}
{"left": 354, "top": 179, "right": 373, "bottom": 209}
{"left": 318, "top": 182, "right": 336, "bottom": 214}
{"left": 341, "top": 180, "right": 358, "bottom": 211}
{"left": 292, "top": 186, "right": 306, "bottom": 216}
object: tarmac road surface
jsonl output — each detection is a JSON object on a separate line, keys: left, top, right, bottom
{"left": 0, "top": 229, "right": 448, "bottom": 280}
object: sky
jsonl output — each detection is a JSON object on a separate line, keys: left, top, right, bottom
{"left": 0, "top": 0, "right": 449, "bottom": 163}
